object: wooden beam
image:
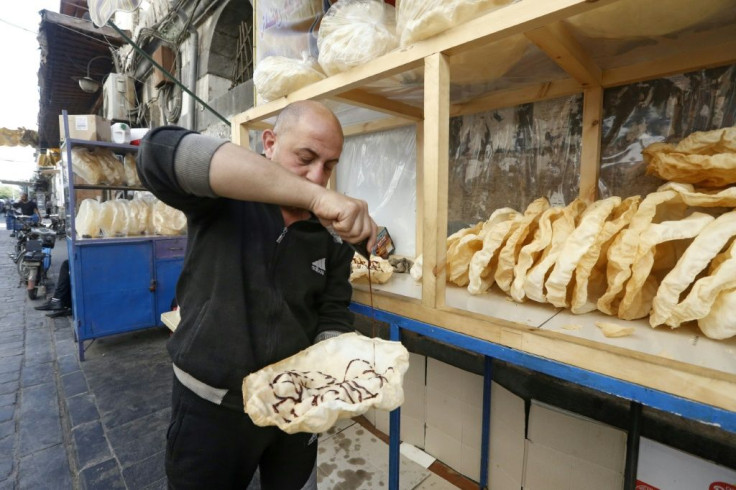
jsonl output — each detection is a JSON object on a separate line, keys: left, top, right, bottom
{"left": 525, "top": 21, "right": 602, "bottom": 87}
{"left": 450, "top": 78, "right": 582, "bottom": 116}
{"left": 423, "top": 53, "right": 450, "bottom": 309}
{"left": 342, "top": 117, "right": 415, "bottom": 137}
{"left": 416, "top": 121, "right": 424, "bottom": 258}
{"left": 603, "top": 39, "right": 736, "bottom": 88}
{"left": 234, "top": 0, "right": 619, "bottom": 126}
{"left": 331, "top": 89, "right": 423, "bottom": 121}
{"left": 578, "top": 86, "right": 603, "bottom": 204}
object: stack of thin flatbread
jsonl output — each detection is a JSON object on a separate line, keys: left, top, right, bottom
{"left": 644, "top": 127, "right": 736, "bottom": 187}
{"left": 411, "top": 181, "right": 736, "bottom": 340}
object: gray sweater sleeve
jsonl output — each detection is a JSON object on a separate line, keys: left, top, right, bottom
{"left": 173, "top": 133, "right": 228, "bottom": 198}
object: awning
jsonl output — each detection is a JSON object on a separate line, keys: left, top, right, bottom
{"left": 36, "top": 9, "right": 127, "bottom": 149}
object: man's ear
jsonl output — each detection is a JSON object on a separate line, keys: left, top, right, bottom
{"left": 262, "top": 129, "right": 276, "bottom": 158}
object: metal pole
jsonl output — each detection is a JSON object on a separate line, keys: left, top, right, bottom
{"left": 389, "top": 323, "right": 401, "bottom": 490}
{"left": 624, "top": 401, "right": 643, "bottom": 490}
{"left": 480, "top": 356, "right": 493, "bottom": 489}
{"left": 107, "top": 21, "right": 231, "bottom": 127}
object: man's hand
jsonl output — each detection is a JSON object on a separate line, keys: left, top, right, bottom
{"left": 311, "top": 190, "right": 377, "bottom": 251}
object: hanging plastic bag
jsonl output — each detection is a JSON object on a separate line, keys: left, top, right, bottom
{"left": 317, "top": 0, "right": 399, "bottom": 76}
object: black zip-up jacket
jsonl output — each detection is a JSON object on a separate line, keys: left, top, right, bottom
{"left": 137, "top": 126, "right": 355, "bottom": 392}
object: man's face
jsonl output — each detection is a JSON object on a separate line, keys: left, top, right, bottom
{"left": 263, "top": 111, "right": 343, "bottom": 188}
{"left": 20, "top": 194, "right": 28, "bottom": 202}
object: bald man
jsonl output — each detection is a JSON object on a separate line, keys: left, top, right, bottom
{"left": 138, "top": 100, "right": 376, "bottom": 489}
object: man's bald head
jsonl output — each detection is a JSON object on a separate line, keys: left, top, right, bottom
{"left": 273, "top": 100, "right": 343, "bottom": 142}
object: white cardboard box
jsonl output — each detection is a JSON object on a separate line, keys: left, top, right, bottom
{"left": 59, "top": 114, "right": 111, "bottom": 142}
{"left": 636, "top": 437, "right": 736, "bottom": 490}
{"left": 523, "top": 401, "right": 626, "bottom": 490}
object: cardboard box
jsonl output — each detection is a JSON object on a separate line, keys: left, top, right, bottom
{"left": 59, "top": 114, "right": 111, "bottom": 142}
{"left": 523, "top": 401, "right": 626, "bottom": 489}
{"left": 152, "top": 45, "right": 176, "bottom": 88}
{"left": 637, "top": 437, "right": 736, "bottom": 490}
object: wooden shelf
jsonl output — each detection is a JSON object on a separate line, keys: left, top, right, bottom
{"left": 235, "top": 0, "right": 736, "bottom": 419}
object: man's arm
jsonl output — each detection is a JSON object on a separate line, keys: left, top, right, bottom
{"left": 209, "top": 142, "right": 376, "bottom": 248}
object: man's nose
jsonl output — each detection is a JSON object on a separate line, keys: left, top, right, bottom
{"left": 306, "top": 164, "right": 328, "bottom": 186}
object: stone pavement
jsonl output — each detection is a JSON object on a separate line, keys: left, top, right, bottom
{"left": 0, "top": 222, "right": 172, "bottom": 489}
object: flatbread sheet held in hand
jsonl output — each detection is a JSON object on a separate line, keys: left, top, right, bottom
{"left": 243, "top": 333, "right": 409, "bottom": 434}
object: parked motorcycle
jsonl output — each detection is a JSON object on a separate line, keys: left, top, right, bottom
{"left": 16, "top": 227, "right": 56, "bottom": 299}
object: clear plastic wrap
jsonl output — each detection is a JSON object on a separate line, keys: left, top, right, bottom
{"left": 317, "top": 0, "right": 398, "bottom": 76}
{"left": 396, "top": 0, "right": 514, "bottom": 48}
{"left": 598, "top": 64, "right": 736, "bottom": 199}
{"left": 126, "top": 198, "right": 151, "bottom": 236}
{"left": 448, "top": 94, "right": 583, "bottom": 233}
{"left": 336, "top": 126, "right": 417, "bottom": 257}
{"left": 255, "top": 0, "right": 325, "bottom": 63}
{"left": 253, "top": 53, "right": 326, "bottom": 102}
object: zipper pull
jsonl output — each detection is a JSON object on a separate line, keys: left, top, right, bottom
{"left": 276, "top": 227, "right": 287, "bottom": 243}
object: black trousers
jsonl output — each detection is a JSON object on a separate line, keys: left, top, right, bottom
{"left": 166, "top": 375, "right": 317, "bottom": 489}
{"left": 55, "top": 260, "right": 72, "bottom": 308}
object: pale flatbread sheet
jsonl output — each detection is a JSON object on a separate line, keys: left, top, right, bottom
{"left": 545, "top": 197, "right": 620, "bottom": 308}
{"left": 655, "top": 235, "right": 736, "bottom": 330}
{"left": 571, "top": 196, "right": 639, "bottom": 314}
{"left": 495, "top": 198, "right": 550, "bottom": 294}
{"left": 467, "top": 208, "right": 520, "bottom": 295}
{"left": 649, "top": 210, "right": 736, "bottom": 327}
{"left": 597, "top": 188, "right": 686, "bottom": 315}
{"left": 510, "top": 207, "right": 564, "bottom": 302}
{"left": 697, "top": 288, "right": 736, "bottom": 340}
{"left": 524, "top": 199, "right": 587, "bottom": 303}
{"left": 617, "top": 212, "right": 713, "bottom": 320}
{"left": 243, "top": 333, "right": 409, "bottom": 434}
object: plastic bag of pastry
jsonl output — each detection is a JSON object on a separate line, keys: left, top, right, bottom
{"left": 317, "top": 0, "right": 399, "bottom": 76}
{"left": 524, "top": 199, "right": 587, "bottom": 303}
{"left": 650, "top": 210, "right": 736, "bottom": 327}
{"left": 495, "top": 197, "right": 550, "bottom": 294}
{"left": 93, "top": 148, "right": 125, "bottom": 185}
{"left": 545, "top": 197, "right": 621, "bottom": 308}
{"left": 152, "top": 200, "right": 187, "bottom": 235}
{"left": 99, "top": 199, "right": 130, "bottom": 237}
{"left": 243, "top": 332, "right": 409, "bottom": 434}
{"left": 697, "top": 288, "right": 736, "bottom": 340}
{"left": 71, "top": 147, "right": 104, "bottom": 185}
{"left": 597, "top": 187, "right": 686, "bottom": 315}
{"left": 570, "top": 197, "right": 640, "bottom": 314}
{"left": 253, "top": 53, "right": 326, "bottom": 103}
{"left": 126, "top": 198, "right": 150, "bottom": 235}
{"left": 618, "top": 212, "right": 714, "bottom": 320}
{"left": 467, "top": 208, "right": 520, "bottom": 295}
{"left": 75, "top": 198, "right": 102, "bottom": 238}
{"left": 124, "top": 153, "right": 141, "bottom": 187}
{"left": 565, "top": 0, "right": 731, "bottom": 38}
{"left": 397, "top": 0, "right": 513, "bottom": 48}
